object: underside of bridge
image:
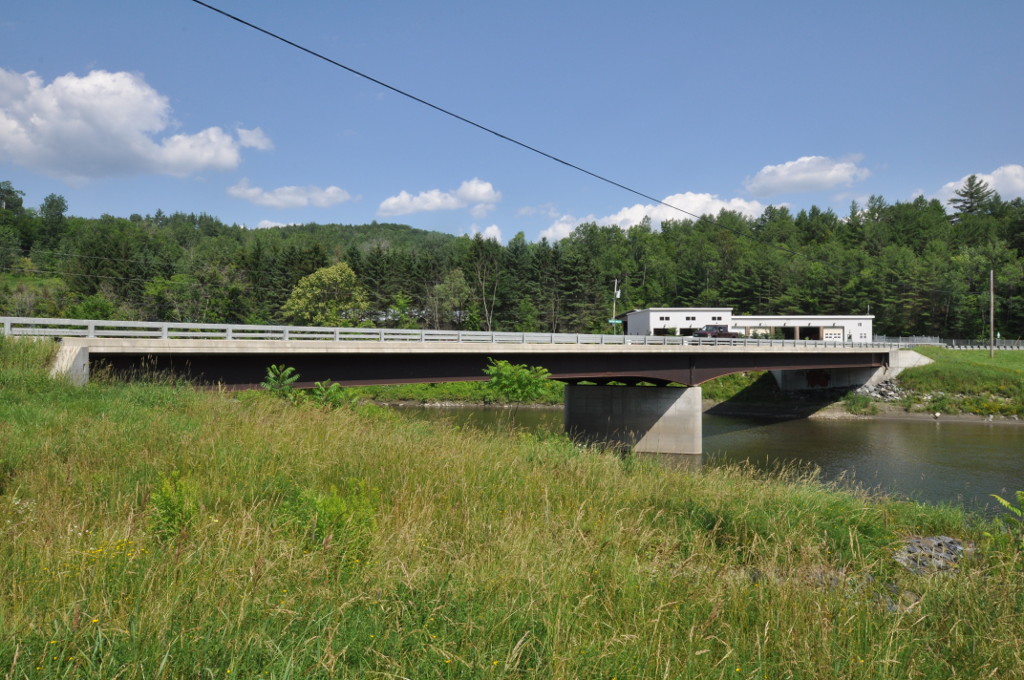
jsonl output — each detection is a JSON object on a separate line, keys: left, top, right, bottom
{"left": 86, "top": 348, "right": 888, "bottom": 389}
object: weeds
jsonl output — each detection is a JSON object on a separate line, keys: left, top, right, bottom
{"left": 147, "top": 471, "right": 198, "bottom": 542}
{"left": 990, "top": 491, "right": 1024, "bottom": 547}
{"left": 276, "top": 479, "right": 377, "bottom": 554}
{"left": 842, "top": 391, "right": 879, "bottom": 415}
{"left": 309, "top": 380, "right": 360, "bottom": 409}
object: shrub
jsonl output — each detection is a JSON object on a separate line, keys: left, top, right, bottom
{"left": 309, "top": 380, "right": 359, "bottom": 409}
{"left": 260, "top": 364, "right": 301, "bottom": 402}
{"left": 148, "top": 471, "right": 199, "bottom": 542}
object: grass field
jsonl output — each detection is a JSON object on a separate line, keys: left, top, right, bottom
{"left": 897, "top": 347, "right": 1024, "bottom": 416}
{"left": 2, "top": 336, "right": 1024, "bottom": 678}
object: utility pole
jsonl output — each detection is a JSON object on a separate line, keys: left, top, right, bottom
{"left": 611, "top": 279, "right": 620, "bottom": 335}
{"left": 990, "top": 269, "right": 995, "bottom": 359}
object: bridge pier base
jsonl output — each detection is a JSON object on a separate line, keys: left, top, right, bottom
{"left": 564, "top": 385, "right": 702, "bottom": 454}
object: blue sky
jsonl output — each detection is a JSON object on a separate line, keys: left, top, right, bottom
{"left": 2, "top": 1, "right": 1022, "bottom": 242}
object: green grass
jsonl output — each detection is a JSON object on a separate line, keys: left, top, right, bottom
{"left": 896, "top": 347, "right": 1024, "bottom": 416}
{"left": 2, "top": 336, "right": 1024, "bottom": 678}
{"left": 841, "top": 392, "right": 879, "bottom": 416}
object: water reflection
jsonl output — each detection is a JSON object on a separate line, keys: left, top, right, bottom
{"left": 393, "top": 405, "right": 1024, "bottom": 514}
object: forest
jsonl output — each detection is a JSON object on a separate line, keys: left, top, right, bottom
{"left": 2, "top": 177, "right": 1023, "bottom": 340}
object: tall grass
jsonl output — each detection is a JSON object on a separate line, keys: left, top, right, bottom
{"left": 1, "top": 336, "right": 1022, "bottom": 678}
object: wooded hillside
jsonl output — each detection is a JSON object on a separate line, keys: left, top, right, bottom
{"left": 2, "top": 178, "right": 1022, "bottom": 339}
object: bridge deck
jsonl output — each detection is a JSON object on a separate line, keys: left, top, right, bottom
{"left": 55, "top": 337, "right": 889, "bottom": 388}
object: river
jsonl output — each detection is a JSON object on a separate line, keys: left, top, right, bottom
{"left": 394, "top": 404, "right": 1024, "bottom": 515}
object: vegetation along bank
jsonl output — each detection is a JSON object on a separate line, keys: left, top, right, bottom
{"left": 350, "top": 347, "right": 1024, "bottom": 422}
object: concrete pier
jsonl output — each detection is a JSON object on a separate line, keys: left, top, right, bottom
{"left": 563, "top": 385, "right": 703, "bottom": 455}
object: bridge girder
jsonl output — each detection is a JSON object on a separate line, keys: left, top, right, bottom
{"left": 88, "top": 348, "right": 888, "bottom": 389}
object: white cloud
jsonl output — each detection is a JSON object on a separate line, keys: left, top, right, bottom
{"left": 935, "top": 165, "right": 1024, "bottom": 204}
{"left": 251, "top": 220, "right": 297, "bottom": 230}
{"left": 378, "top": 178, "right": 501, "bottom": 217}
{"left": 744, "top": 155, "right": 870, "bottom": 196}
{"left": 237, "top": 127, "right": 273, "bottom": 150}
{"left": 470, "top": 224, "right": 504, "bottom": 244}
{"left": 0, "top": 68, "right": 269, "bottom": 184}
{"left": 518, "top": 202, "right": 560, "bottom": 219}
{"left": 538, "top": 192, "right": 767, "bottom": 242}
{"left": 539, "top": 214, "right": 590, "bottom": 242}
{"left": 228, "top": 178, "right": 353, "bottom": 208}
{"left": 601, "top": 193, "right": 766, "bottom": 229}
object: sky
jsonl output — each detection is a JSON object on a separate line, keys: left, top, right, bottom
{"left": 2, "top": 1, "right": 1023, "bottom": 243}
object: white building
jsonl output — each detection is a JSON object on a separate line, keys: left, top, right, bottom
{"left": 621, "top": 307, "right": 873, "bottom": 342}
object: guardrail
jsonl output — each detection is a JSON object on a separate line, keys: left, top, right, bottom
{"left": 0, "top": 316, "right": 897, "bottom": 349}
{"left": 874, "top": 335, "right": 1024, "bottom": 350}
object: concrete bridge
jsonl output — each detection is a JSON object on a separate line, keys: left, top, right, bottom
{"left": 3, "top": 317, "right": 927, "bottom": 455}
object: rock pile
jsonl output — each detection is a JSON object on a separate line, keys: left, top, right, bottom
{"left": 855, "top": 379, "right": 907, "bottom": 402}
{"left": 894, "top": 535, "right": 973, "bottom": 575}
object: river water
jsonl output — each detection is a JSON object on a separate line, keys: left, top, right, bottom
{"left": 394, "top": 405, "right": 1024, "bottom": 515}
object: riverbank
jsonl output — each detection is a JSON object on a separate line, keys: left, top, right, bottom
{"left": 4, "top": 336, "right": 1024, "bottom": 678}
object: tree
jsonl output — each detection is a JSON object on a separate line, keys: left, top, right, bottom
{"left": 466, "top": 234, "right": 503, "bottom": 331}
{"left": 38, "top": 193, "right": 68, "bottom": 249}
{"left": 0, "top": 224, "right": 18, "bottom": 272}
{"left": 427, "top": 268, "right": 473, "bottom": 329}
{"left": 949, "top": 175, "right": 997, "bottom": 216}
{"left": 280, "top": 262, "right": 369, "bottom": 327}
{"left": 483, "top": 358, "right": 551, "bottom": 422}
{"left": 0, "top": 181, "right": 25, "bottom": 214}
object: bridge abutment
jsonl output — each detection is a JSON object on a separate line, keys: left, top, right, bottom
{"left": 769, "top": 349, "right": 932, "bottom": 392}
{"left": 51, "top": 341, "right": 90, "bottom": 386}
{"left": 564, "top": 385, "right": 702, "bottom": 454}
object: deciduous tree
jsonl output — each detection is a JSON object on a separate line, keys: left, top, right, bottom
{"left": 280, "top": 262, "right": 369, "bottom": 327}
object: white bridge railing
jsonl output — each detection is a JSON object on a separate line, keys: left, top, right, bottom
{"left": 0, "top": 316, "right": 897, "bottom": 349}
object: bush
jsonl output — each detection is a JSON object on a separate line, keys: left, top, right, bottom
{"left": 148, "top": 471, "right": 199, "bottom": 542}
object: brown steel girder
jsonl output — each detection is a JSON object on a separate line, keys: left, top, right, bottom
{"left": 88, "top": 348, "right": 888, "bottom": 389}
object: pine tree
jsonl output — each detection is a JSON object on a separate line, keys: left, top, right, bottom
{"left": 949, "top": 175, "right": 996, "bottom": 216}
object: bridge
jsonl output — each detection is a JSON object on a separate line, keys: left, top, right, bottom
{"left": 2, "top": 317, "right": 926, "bottom": 455}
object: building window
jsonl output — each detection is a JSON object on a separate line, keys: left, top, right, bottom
{"left": 659, "top": 316, "right": 670, "bottom": 321}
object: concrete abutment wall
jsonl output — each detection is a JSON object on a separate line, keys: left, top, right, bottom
{"left": 770, "top": 349, "right": 932, "bottom": 392}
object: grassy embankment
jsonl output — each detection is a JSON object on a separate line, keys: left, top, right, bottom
{"left": 891, "top": 346, "right": 1024, "bottom": 417}
{"left": 2, "top": 336, "right": 1024, "bottom": 678}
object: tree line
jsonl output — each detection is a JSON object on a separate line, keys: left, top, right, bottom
{"left": 2, "top": 177, "right": 1023, "bottom": 339}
